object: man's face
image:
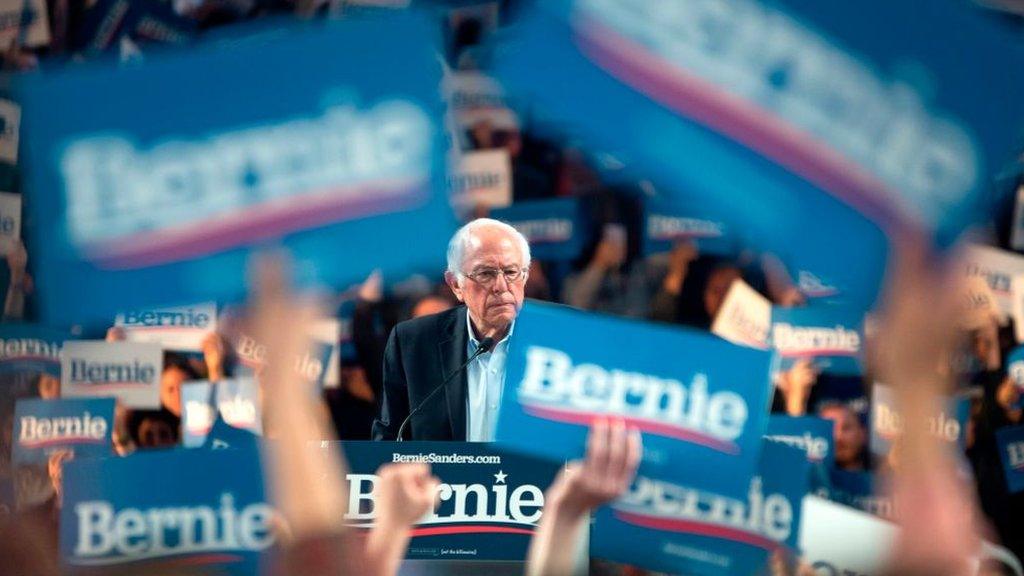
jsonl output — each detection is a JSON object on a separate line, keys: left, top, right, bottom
{"left": 447, "top": 227, "right": 527, "bottom": 337}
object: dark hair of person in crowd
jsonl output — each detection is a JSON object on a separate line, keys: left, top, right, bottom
{"left": 674, "top": 255, "right": 742, "bottom": 329}
{"left": 128, "top": 408, "right": 180, "bottom": 449}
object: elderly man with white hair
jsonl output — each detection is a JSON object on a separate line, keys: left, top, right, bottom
{"left": 372, "top": 218, "right": 531, "bottom": 441}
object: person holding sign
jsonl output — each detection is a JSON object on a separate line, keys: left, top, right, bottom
{"left": 373, "top": 218, "right": 530, "bottom": 441}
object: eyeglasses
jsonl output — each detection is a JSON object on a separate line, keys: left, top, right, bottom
{"left": 463, "top": 266, "right": 527, "bottom": 287}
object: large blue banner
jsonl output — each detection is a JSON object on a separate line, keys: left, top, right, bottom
{"left": 769, "top": 305, "right": 865, "bottom": 376}
{"left": 495, "top": 301, "right": 775, "bottom": 498}
{"left": 340, "top": 441, "right": 560, "bottom": 560}
{"left": 495, "top": 0, "right": 1024, "bottom": 311}
{"left": 60, "top": 447, "right": 270, "bottom": 575}
{"left": 59, "top": 441, "right": 561, "bottom": 573}
{"left": 12, "top": 398, "right": 116, "bottom": 464}
{"left": 18, "top": 12, "right": 457, "bottom": 325}
{"left": 590, "top": 441, "right": 809, "bottom": 576}
{"left": 491, "top": 197, "right": 589, "bottom": 261}
{"left": 997, "top": 425, "right": 1024, "bottom": 495}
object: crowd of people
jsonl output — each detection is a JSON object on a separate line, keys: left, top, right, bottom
{"left": 0, "top": 0, "right": 1022, "bottom": 575}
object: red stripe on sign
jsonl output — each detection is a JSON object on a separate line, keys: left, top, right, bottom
{"left": 522, "top": 404, "right": 740, "bottom": 455}
{"left": 573, "top": 15, "right": 904, "bottom": 231}
{"left": 84, "top": 179, "right": 427, "bottom": 270}
{"left": 410, "top": 525, "right": 534, "bottom": 537}
{"left": 615, "top": 510, "right": 779, "bottom": 550}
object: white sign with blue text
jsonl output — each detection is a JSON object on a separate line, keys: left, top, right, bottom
{"left": 116, "top": 302, "right": 217, "bottom": 352}
{"left": 61, "top": 341, "right": 163, "bottom": 409}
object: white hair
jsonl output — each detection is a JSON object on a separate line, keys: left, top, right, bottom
{"left": 446, "top": 218, "right": 531, "bottom": 278}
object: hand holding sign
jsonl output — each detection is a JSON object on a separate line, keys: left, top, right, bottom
{"left": 526, "top": 419, "right": 641, "bottom": 576}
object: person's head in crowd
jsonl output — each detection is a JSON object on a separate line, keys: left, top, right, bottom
{"left": 411, "top": 294, "right": 455, "bottom": 319}
{"left": 129, "top": 409, "right": 179, "bottom": 449}
{"left": 47, "top": 449, "right": 74, "bottom": 507}
{"left": 32, "top": 373, "right": 59, "bottom": 400}
{"left": 819, "top": 402, "right": 868, "bottom": 471}
{"left": 161, "top": 352, "right": 200, "bottom": 417}
{"left": 444, "top": 218, "right": 531, "bottom": 340}
{"left": 676, "top": 255, "right": 742, "bottom": 329}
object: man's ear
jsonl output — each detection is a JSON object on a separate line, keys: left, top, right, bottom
{"left": 444, "top": 271, "right": 464, "bottom": 302}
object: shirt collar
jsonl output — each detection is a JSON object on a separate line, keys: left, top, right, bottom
{"left": 466, "top": 308, "right": 515, "bottom": 351}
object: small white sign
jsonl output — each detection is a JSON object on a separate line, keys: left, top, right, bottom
{"left": 448, "top": 149, "right": 512, "bottom": 215}
{"left": 799, "top": 495, "right": 1022, "bottom": 576}
{"left": 115, "top": 302, "right": 218, "bottom": 352}
{"left": 61, "top": 341, "right": 163, "bottom": 409}
{"left": 959, "top": 275, "right": 1001, "bottom": 330}
{"left": 711, "top": 279, "right": 771, "bottom": 349}
{"left": 962, "top": 244, "right": 1024, "bottom": 322}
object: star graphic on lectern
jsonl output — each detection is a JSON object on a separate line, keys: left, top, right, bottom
{"left": 494, "top": 470, "right": 508, "bottom": 484}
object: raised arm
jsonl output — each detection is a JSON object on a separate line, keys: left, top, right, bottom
{"left": 526, "top": 419, "right": 642, "bottom": 576}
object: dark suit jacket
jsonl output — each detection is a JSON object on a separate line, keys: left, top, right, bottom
{"left": 372, "top": 306, "right": 470, "bottom": 441}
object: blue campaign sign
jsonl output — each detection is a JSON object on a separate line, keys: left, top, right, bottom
{"left": 641, "top": 196, "right": 737, "bottom": 257}
{"left": 770, "top": 305, "right": 865, "bottom": 376}
{"left": 12, "top": 398, "right": 116, "bottom": 464}
{"left": 815, "top": 469, "right": 895, "bottom": 520}
{"left": 60, "top": 446, "right": 270, "bottom": 575}
{"left": 0, "top": 324, "right": 72, "bottom": 376}
{"left": 490, "top": 198, "right": 589, "bottom": 261}
{"left": 18, "top": 12, "right": 457, "bottom": 326}
{"left": 591, "top": 440, "right": 809, "bottom": 576}
{"left": 495, "top": 0, "right": 1024, "bottom": 311}
{"left": 765, "top": 415, "right": 833, "bottom": 468}
{"left": 340, "top": 441, "right": 561, "bottom": 561}
{"left": 997, "top": 425, "right": 1024, "bottom": 494}
{"left": 869, "top": 384, "right": 970, "bottom": 458}
{"left": 495, "top": 301, "right": 775, "bottom": 498}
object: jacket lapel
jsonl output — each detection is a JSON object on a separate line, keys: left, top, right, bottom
{"left": 437, "top": 306, "right": 468, "bottom": 440}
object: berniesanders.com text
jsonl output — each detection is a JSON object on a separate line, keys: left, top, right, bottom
{"left": 392, "top": 453, "right": 501, "bottom": 464}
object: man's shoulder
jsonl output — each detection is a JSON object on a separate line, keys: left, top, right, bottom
{"left": 393, "top": 305, "right": 465, "bottom": 341}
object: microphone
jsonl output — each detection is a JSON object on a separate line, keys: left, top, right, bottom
{"left": 396, "top": 336, "right": 496, "bottom": 441}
